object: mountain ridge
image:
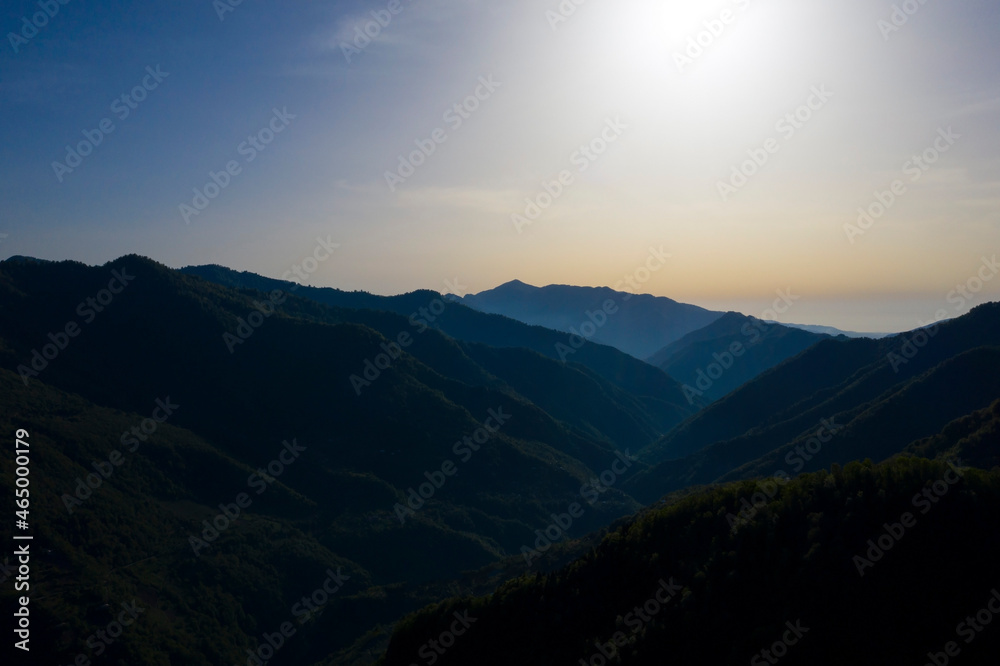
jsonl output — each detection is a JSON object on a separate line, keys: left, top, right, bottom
{"left": 0, "top": 254, "right": 683, "bottom": 663}
{"left": 645, "top": 311, "right": 834, "bottom": 403}
{"left": 453, "top": 281, "right": 723, "bottom": 359}
{"left": 625, "top": 302, "right": 1000, "bottom": 502}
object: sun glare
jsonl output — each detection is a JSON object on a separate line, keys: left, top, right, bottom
{"left": 587, "top": 0, "right": 802, "bottom": 107}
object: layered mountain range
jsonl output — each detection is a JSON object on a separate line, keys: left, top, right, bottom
{"left": 1, "top": 256, "right": 997, "bottom": 665}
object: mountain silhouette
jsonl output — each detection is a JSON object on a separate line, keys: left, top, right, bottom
{"left": 646, "top": 311, "right": 833, "bottom": 402}
{"left": 4, "top": 255, "right": 999, "bottom": 666}
{"left": 454, "top": 280, "right": 723, "bottom": 359}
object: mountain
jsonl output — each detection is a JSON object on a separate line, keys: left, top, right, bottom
{"left": 778, "top": 321, "right": 892, "bottom": 338}
{"left": 0, "top": 367, "right": 369, "bottom": 665}
{"left": 179, "top": 265, "right": 705, "bottom": 426}
{"left": 902, "top": 398, "right": 1000, "bottom": 471}
{"left": 452, "top": 280, "right": 723, "bottom": 359}
{"left": 378, "top": 457, "right": 1000, "bottom": 666}
{"left": 0, "top": 255, "right": 694, "bottom": 664}
{"left": 378, "top": 302, "right": 1000, "bottom": 664}
{"left": 7, "top": 255, "right": 998, "bottom": 665}
{"left": 625, "top": 303, "right": 1000, "bottom": 503}
{"left": 646, "top": 312, "right": 833, "bottom": 403}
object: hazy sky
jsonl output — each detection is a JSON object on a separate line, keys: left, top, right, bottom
{"left": 2, "top": 0, "right": 998, "bottom": 332}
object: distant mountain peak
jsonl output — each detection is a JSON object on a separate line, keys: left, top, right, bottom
{"left": 494, "top": 279, "right": 538, "bottom": 291}
{"left": 455, "top": 282, "right": 723, "bottom": 359}
{"left": 2, "top": 255, "right": 53, "bottom": 265}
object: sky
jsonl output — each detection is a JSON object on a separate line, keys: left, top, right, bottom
{"left": 2, "top": 0, "right": 999, "bottom": 333}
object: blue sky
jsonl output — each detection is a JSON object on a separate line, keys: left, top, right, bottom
{"left": 2, "top": 0, "right": 999, "bottom": 332}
